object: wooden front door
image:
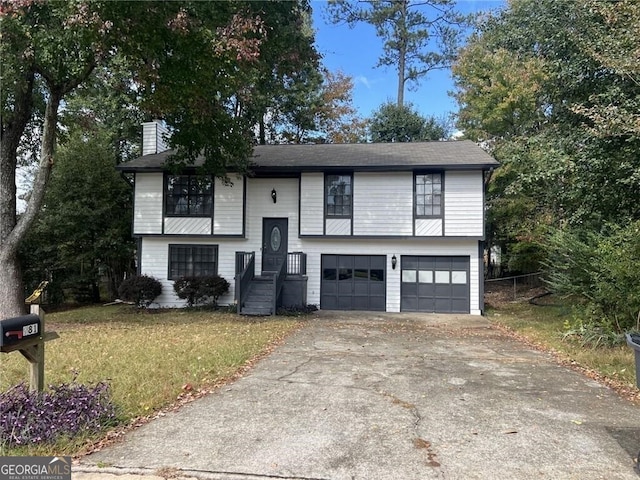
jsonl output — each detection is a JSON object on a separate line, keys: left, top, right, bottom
{"left": 262, "top": 218, "right": 288, "bottom": 272}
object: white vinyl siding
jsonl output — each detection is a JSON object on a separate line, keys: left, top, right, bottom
{"left": 245, "top": 178, "right": 302, "bottom": 272}
{"left": 140, "top": 237, "right": 238, "bottom": 307}
{"left": 141, "top": 236, "right": 480, "bottom": 314}
{"left": 134, "top": 170, "right": 485, "bottom": 314}
{"left": 213, "top": 176, "right": 244, "bottom": 235}
{"left": 444, "top": 171, "right": 484, "bottom": 237}
{"left": 300, "top": 173, "right": 323, "bottom": 235}
{"left": 133, "top": 173, "right": 163, "bottom": 234}
{"left": 164, "top": 217, "right": 211, "bottom": 235}
{"left": 300, "top": 237, "right": 481, "bottom": 314}
{"left": 415, "top": 218, "right": 442, "bottom": 236}
{"left": 142, "top": 120, "right": 169, "bottom": 155}
{"left": 353, "top": 172, "right": 413, "bottom": 236}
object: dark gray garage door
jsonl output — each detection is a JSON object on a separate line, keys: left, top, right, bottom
{"left": 321, "top": 255, "right": 386, "bottom": 311}
{"left": 401, "top": 256, "right": 470, "bottom": 313}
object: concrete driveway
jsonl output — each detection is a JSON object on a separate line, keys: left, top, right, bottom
{"left": 77, "top": 311, "right": 640, "bottom": 480}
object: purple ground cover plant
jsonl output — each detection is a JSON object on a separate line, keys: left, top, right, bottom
{"left": 0, "top": 381, "right": 118, "bottom": 446}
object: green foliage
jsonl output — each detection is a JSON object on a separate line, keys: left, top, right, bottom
{"left": 275, "top": 69, "right": 367, "bottom": 144}
{"left": 20, "top": 130, "right": 135, "bottom": 303}
{"left": 235, "top": 1, "right": 321, "bottom": 145}
{"left": 545, "top": 222, "right": 640, "bottom": 333}
{"left": 454, "top": 0, "right": 640, "bottom": 302}
{"left": 369, "top": 102, "right": 448, "bottom": 142}
{"left": 117, "top": 275, "right": 162, "bottom": 309}
{"left": 173, "top": 275, "right": 230, "bottom": 308}
{"left": 61, "top": 54, "right": 146, "bottom": 163}
{"left": 562, "top": 317, "right": 625, "bottom": 348}
{"left": 453, "top": 44, "right": 548, "bottom": 141}
{"left": 505, "top": 241, "right": 543, "bottom": 274}
{"left": 568, "top": 1, "right": 640, "bottom": 139}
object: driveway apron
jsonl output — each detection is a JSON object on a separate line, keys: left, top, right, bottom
{"left": 79, "top": 311, "right": 640, "bottom": 480}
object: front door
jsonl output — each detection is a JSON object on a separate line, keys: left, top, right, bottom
{"left": 262, "top": 218, "right": 288, "bottom": 272}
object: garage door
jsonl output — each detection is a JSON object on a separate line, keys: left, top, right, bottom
{"left": 401, "top": 256, "right": 470, "bottom": 313}
{"left": 321, "top": 255, "right": 386, "bottom": 311}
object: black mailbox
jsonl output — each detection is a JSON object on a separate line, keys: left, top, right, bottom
{"left": 0, "top": 314, "right": 41, "bottom": 347}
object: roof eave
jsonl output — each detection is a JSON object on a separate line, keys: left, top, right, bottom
{"left": 117, "top": 162, "right": 499, "bottom": 174}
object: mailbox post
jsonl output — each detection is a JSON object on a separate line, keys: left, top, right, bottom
{"left": 0, "top": 282, "right": 58, "bottom": 392}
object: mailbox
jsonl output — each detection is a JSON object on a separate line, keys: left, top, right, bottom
{"left": 0, "top": 314, "right": 41, "bottom": 347}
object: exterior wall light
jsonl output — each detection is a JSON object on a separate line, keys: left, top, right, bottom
{"left": 271, "top": 188, "right": 277, "bottom": 203}
{"left": 391, "top": 255, "right": 397, "bottom": 270}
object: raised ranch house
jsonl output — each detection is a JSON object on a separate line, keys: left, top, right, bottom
{"left": 117, "top": 121, "right": 498, "bottom": 315}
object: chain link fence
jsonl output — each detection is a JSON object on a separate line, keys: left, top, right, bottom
{"left": 485, "top": 272, "right": 544, "bottom": 302}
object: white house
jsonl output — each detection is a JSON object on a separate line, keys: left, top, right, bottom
{"left": 117, "top": 122, "right": 498, "bottom": 315}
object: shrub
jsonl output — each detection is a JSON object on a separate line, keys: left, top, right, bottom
{"left": 173, "top": 275, "right": 230, "bottom": 308}
{"left": 118, "top": 275, "right": 162, "bottom": 308}
{"left": 277, "top": 304, "right": 319, "bottom": 316}
{"left": 545, "top": 221, "right": 640, "bottom": 334}
{"left": 0, "top": 382, "right": 118, "bottom": 447}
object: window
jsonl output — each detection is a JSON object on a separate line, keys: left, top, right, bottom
{"left": 415, "top": 173, "right": 443, "bottom": 218}
{"left": 165, "top": 175, "right": 213, "bottom": 216}
{"left": 168, "top": 245, "right": 218, "bottom": 279}
{"left": 325, "top": 174, "right": 352, "bottom": 217}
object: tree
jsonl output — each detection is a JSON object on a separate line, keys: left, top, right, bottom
{"left": 369, "top": 102, "right": 447, "bottom": 142}
{"left": 0, "top": 1, "right": 320, "bottom": 318}
{"left": 453, "top": 0, "right": 640, "bottom": 230}
{"left": 327, "top": 0, "right": 468, "bottom": 107}
{"left": 318, "top": 70, "right": 368, "bottom": 143}
{"left": 233, "top": 1, "right": 321, "bottom": 145}
{"left": 453, "top": 42, "right": 548, "bottom": 143}
{"left": 452, "top": 0, "right": 640, "bottom": 330}
{"left": 20, "top": 130, "right": 135, "bottom": 303}
{"left": 2, "top": 0, "right": 110, "bottom": 317}
{"left": 277, "top": 68, "right": 367, "bottom": 143}
{"left": 568, "top": 0, "right": 640, "bottom": 139}
{"left": 60, "top": 54, "right": 147, "bottom": 163}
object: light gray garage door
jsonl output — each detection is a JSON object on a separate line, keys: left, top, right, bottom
{"left": 401, "top": 256, "right": 470, "bottom": 313}
{"left": 321, "top": 255, "right": 386, "bottom": 311}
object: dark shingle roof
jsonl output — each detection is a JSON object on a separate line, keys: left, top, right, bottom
{"left": 117, "top": 140, "right": 499, "bottom": 173}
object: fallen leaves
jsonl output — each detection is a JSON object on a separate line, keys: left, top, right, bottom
{"left": 413, "top": 437, "right": 441, "bottom": 467}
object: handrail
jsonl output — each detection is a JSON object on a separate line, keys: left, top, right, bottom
{"left": 484, "top": 271, "right": 542, "bottom": 282}
{"left": 287, "top": 252, "right": 307, "bottom": 275}
{"left": 235, "top": 251, "right": 254, "bottom": 275}
{"left": 272, "top": 258, "right": 287, "bottom": 315}
{"left": 235, "top": 251, "right": 255, "bottom": 314}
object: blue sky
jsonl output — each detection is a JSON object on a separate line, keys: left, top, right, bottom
{"left": 311, "top": 0, "right": 505, "bottom": 122}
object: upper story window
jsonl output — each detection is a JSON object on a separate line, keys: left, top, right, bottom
{"left": 325, "top": 174, "right": 352, "bottom": 218}
{"left": 415, "top": 173, "right": 443, "bottom": 218}
{"left": 168, "top": 244, "right": 217, "bottom": 280}
{"left": 165, "top": 174, "right": 213, "bottom": 216}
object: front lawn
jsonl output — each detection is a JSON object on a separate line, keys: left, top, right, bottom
{"left": 0, "top": 306, "right": 302, "bottom": 455}
{"left": 486, "top": 300, "right": 639, "bottom": 399}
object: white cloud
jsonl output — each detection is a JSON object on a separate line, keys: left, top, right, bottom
{"left": 355, "top": 75, "right": 372, "bottom": 89}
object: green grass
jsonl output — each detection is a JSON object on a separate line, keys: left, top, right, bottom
{"left": 487, "top": 301, "right": 637, "bottom": 389}
{"left": 1, "top": 305, "right": 302, "bottom": 455}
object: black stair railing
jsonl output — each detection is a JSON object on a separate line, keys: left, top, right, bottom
{"left": 287, "top": 252, "right": 307, "bottom": 275}
{"left": 272, "top": 258, "right": 287, "bottom": 315}
{"left": 235, "top": 251, "right": 255, "bottom": 314}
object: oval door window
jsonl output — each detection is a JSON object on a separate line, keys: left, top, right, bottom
{"left": 270, "top": 226, "right": 282, "bottom": 252}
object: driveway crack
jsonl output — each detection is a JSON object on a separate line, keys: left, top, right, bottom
{"left": 276, "top": 356, "right": 313, "bottom": 382}
{"left": 380, "top": 391, "right": 445, "bottom": 478}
